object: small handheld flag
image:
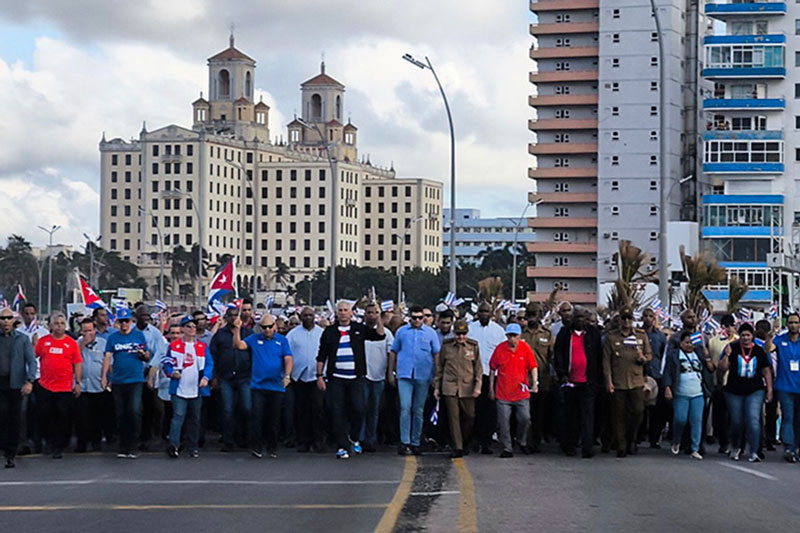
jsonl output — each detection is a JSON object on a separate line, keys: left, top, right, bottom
{"left": 381, "top": 300, "right": 394, "bottom": 312}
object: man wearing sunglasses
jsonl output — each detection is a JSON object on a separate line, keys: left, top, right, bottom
{"left": 0, "top": 308, "right": 36, "bottom": 468}
{"left": 389, "top": 305, "right": 441, "bottom": 456}
{"left": 603, "top": 306, "right": 653, "bottom": 457}
{"left": 233, "top": 313, "right": 292, "bottom": 459}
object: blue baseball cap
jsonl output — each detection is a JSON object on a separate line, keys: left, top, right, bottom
{"left": 505, "top": 323, "right": 522, "bottom": 336}
{"left": 180, "top": 315, "right": 197, "bottom": 327}
{"left": 116, "top": 308, "right": 133, "bottom": 320}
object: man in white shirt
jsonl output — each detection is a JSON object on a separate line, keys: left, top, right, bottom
{"left": 17, "top": 302, "right": 49, "bottom": 455}
{"left": 286, "top": 307, "right": 324, "bottom": 452}
{"left": 362, "top": 303, "right": 394, "bottom": 452}
{"left": 468, "top": 302, "right": 506, "bottom": 454}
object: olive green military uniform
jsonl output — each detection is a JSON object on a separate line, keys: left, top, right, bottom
{"left": 435, "top": 338, "right": 482, "bottom": 452}
{"left": 603, "top": 327, "right": 653, "bottom": 453}
{"left": 521, "top": 324, "right": 554, "bottom": 449}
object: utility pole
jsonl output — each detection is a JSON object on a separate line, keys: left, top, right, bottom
{"left": 38, "top": 225, "right": 61, "bottom": 314}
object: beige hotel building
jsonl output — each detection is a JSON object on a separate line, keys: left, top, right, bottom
{"left": 99, "top": 37, "right": 442, "bottom": 298}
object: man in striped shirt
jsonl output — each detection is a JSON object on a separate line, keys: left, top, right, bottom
{"left": 317, "top": 301, "right": 385, "bottom": 459}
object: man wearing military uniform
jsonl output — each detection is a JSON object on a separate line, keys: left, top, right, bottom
{"left": 434, "top": 320, "right": 482, "bottom": 458}
{"left": 603, "top": 306, "right": 653, "bottom": 457}
{"left": 522, "top": 304, "right": 554, "bottom": 453}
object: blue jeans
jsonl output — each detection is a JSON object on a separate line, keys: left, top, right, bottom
{"left": 777, "top": 390, "right": 800, "bottom": 454}
{"left": 169, "top": 395, "right": 201, "bottom": 451}
{"left": 672, "top": 394, "right": 704, "bottom": 453}
{"left": 398, "top": 378, "right": 429, "bottom": 447}
{"left": 219, "top": 377, "right": 252, "bottom": 446}
{"left": 361, "top": 379, "right": 385, "bottom": 446}
{"left": 725, "top": 389, "right": 765, "bottom": 455}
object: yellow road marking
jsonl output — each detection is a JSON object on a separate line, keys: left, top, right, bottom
{"left": 374, "top": 455, "right": 417, "bottom": 533}
{"left": 453, "top": 458, "right": 478, "bottom": 533}
{"left": 0, "top": 503, "right": 388, "bottom": 512}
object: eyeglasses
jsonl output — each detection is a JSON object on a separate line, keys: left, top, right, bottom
{"left": 0, "top": 316, "right": 14, "bottom": 321}
{"left": 410, "top": 315, "right": 424, "bottom": 320}
{"left": 455, "top": 332, "right": 468, "bottom": 336}
{"left": 183, "top": 324, "right": 197, "bottom": 329}
{"left": 262, "top": 323, "right": 276, "bottom": 329}
{"left": 621, "top": 316, "right": 634, "bottom": 321}
{"left": 423, "top": 313, "right": 433, "bottom": 318}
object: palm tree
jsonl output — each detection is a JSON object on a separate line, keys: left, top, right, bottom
{"left": 680, "top": 245, "right": 727, "bottom": 317}
{"left": 607, "top": 240, "right": 659, "bottom": 312}
{"left": 727, "top": 276, "right": 749, "bottom": 314}
{"left": 272, "top": 261, "right": 291, "bottom": 290}
{"left": 170, "top": 245, "right": 192, "bottom": 285}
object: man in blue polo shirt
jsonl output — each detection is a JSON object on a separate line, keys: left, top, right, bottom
{"left": 233, "top": 313, "right": 292, "bottom": 459}
{"left": 767, "top": 312, "right": 800, "bottom": 463}
{"left": 388, "top": 305, "right": 441, "bottom": 456}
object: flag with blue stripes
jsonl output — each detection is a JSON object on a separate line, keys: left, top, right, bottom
{"left": 381, "top": 300, "right": 394, "bottom": 312}
{"left": 429, "top": 399, "right": 439, "bottom": 426}
{"left": 443, "top": 292, "right": 456, "bottom": 307}
{"left": 155, "top": 299, "right": 167, "bottom": 311}
{"left": 690, "top": 331, "right": 703, "bottom": 346}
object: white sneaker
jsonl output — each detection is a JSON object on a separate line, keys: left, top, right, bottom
{"left": 671, "top": 443, "right": 680, "bottom": 455}
{"left": 748, "top": 453, "right": 761, "bottom": 463}
{"left": 731, "top": 448, "right": 742, "bottom": 461}
{"left": 690, "top": 451, "right": 703, "bottom": 461}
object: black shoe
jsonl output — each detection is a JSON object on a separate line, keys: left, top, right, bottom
{"left": 649, "top": 443, "right": 661, "bottom": 449}
{"left": 398, "top": 445, "right": 412, "bottom": 456}
{"left": 364, "top": 443, "right": 377, "bottom": 453}
{"left": 189, "top": 450, "right": 199, "bottom": 459}
{"left": 499, "top": 450, "right": 513, "bottom": 458}
{"left": 462, "top": 447, "right": 470, "bottom": 456}
{"left": 480, "top": 446, "right": 493, "bottom": 455}
{"left": 617, "top": 450, "right": 627, "bottom": 458}
{"left": 529, "top": 445, "right": 541, "bottom": 454}
{"left": 767, "top": 443, "right": 776, "bottom": 452}
{"left": 167, "top": 445, "right": 179, "bottom": 458}
{"left": 410, "top": 446, "right": 422, "bottom": 456}
{"left": 582, "top": 450, "right": 595, "bottom": 459}
{"left": 4, "top": 458, "right": 14, "bottom": 468}
{"left": 626, "top": 444, "right": 638, "bottom": 456}
{"left": 565, "top": 449, "right": 576, "bottom": 457}
{"left": 220, "top": 443, "right": 233, "bottom": 453}
{"left": 521, "top": 445, "right": 533, "bottom": 455}
{"left": 601, "top": 446, "right": 610, "bottom": 454}
{"left": 450, "top": 449, "right": 464, "bottom": 459}
{"left": 52, "top": 451, "right": 63, "bottom": 459}
{"left": 284, "top": 440, "right": 295, "bottom": 449}
{"left": 297, "top": 444, "right": 311, "bottom": 453}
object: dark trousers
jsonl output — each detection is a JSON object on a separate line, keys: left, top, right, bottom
{"left": 595, "top": 389, "right": 614, "bottom": 450}
{"left": 646, "top": 386, "right": 670, "bottom": 446}
{"left": 38, "top": 384, "right": 72, "bottom": 454}
{"left": 564, "top": 382, "right": 596, "bottom": 454}
{"left": 113, "top": 382, "right": 143, "bottom": 454}
{"left": 158, "top": 397, "right": 172, "bottom": 440}
{"left": 529, "top": 389, "right": 552, "bottom": 448}
{"left": 75, "top": 391, "right": 114, "bottom": 450}
{"left": 22, "top": 381, "right": 43, "bottom": 453}
{"left": 0, "top": 386, "right": 23, "bottom": 459}
{"left": 474, "top": 375, "right": 496, "bottom": 448}
{"left": 712, "top": 387, "right": 729, "bottom": 450}
{"left": 379, "top": 383, "right": 400, "bottom": 445}
{"left": 613, "top": 387, "right": 645, "bottom": 452}
{"left": 764, "top": 397, "right": 778, "bottom": 447}
{"left": 327, "top": 377, "right": 366, "bottom": 450}
{"left": 219, "top": 377, "right": 252, "bottom": 447}
{"left": 140, "top": 382, "right": 158, "bottom": 445}
{"left": 281, "top": 382, "right": 296, "bottom": 444}
{"left": 294, "top": 380, "right": 325, "bottom": 448}
{"left": 251, "top": 389, "right": 283, "bottom": 453}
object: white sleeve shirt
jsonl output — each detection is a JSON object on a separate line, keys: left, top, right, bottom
{"left": 468, "top": 320, "right": 507, "bottom": 376}
{"left": 286, "top": 325, "right": 323, "bottom": 382}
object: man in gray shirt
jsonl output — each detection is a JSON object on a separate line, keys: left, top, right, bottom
{"left": 75, "top": 319, "right": 111, "bottom": 452}
{"left": 0, "top": 307, "right": 36, "bottom": 468}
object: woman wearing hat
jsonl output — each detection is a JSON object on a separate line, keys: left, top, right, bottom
{"left": 663, "top": 331, "right": 714, "bottom": 460}
{"left": 720, "top": 323, "right": 773, "bottom": 462}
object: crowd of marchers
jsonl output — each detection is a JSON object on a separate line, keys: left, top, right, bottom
{"left": 1, "top": 297, "right": 799, "bottom": 469}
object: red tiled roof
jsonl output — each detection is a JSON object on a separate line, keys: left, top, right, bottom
{"left": 326, "top": 119, "right": 343, "bottom": 127}
{"left": 208, "top": 47, "right": 254, "bottom": 62}
{"left": 301, "top": 72, "right": 344, "bottom": 88}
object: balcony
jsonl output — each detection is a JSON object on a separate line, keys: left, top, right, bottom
{"left": 529, "top": 192, "right": 598, "bottom": 204}
{"left": 702, "top": 226, "right": 784, "bottom": 237}
{"left": 529, "top": 118, "right": 598, "bottom": 130}
{"left": 703, "top": 98, "right": 784, "bottom": 111}
{"left": 527, "top": 266, "right": 596, "bottom": 278}
{"left": 705, "top": 1, "right": 786, "bottom": 20}
{"left": 528, "top": 167, "right": 597, "bottom": 179}
{"left": 703, "top": 289, "right": 772, "bottom": 302}
{"left": 530, "top": 0, "right": 599, "bottom": 11}
{"left": 702, "top": 130, "right": 782, "bottom": 141}
{"left": 530, "top": 70, "right": 598, "bottom": 83}
{"left": 528, "top": 143, "right": 598, "bottom": 155}
{"left": 529, "top": 46, "right": 598, "bottom": 59}
{"left": 529, "top": 94, "right": 598, "bottom": 107}
{"left": 703, "top": 34, "right": 786, "bottom": 79}
{"left": 527, "top": 291, "right": 597, "bottom": 304}
{"left": 527, "top": 241, "right": 598, "bottom": 253}
{"left": 703, "top": 162, "right": 783, "bottom": 174}
{"left": 530, "top": 22, "right": 599, "bottom": 35}
{"left": 529, "top": 217, "right": 597, "bottom": 228}
{"left": 703, "top": 193, "right": 783, "bottom": 205}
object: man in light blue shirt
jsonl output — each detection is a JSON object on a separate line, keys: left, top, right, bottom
{"left": 767, "top": 312, "right": 800, "bottom": 462}
{"left": 389, "top": 305, "right": 441, "bottom": 455}
{"left": 286, "top": 307, "right": 324, "bottom": 452}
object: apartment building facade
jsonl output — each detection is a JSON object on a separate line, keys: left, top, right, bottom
{"left": 443, "top": 208, "right": 537, "bottom": 266}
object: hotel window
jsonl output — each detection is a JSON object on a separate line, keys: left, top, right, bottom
{"left": 611, "top": 131, "right": 620, "bottom": 141}
{"left": 611, "top": 206, "right": 620, "bottom": 216}
{"left": 650, "top": 106, "right": 658, "bottom": 116}
{"left": 611, "top": 155, "right": 619, "bottom": 166}
{"left": 555, "top": 109, "right": 570, "bottom": 119}
{"left": 611, "top": 106, "right": 619, "bottom": 116}
{"left": 611, "top": 180, "right": 619, "bottom": 191}
{"left": 650, "top": 205, "right": 658, "bottom": 216}
{"left": 650, "top": 81, "right": 658, "bottom": 92}
{"left": 612, "top": 34, "right": 619, "bottom": 44}
{"left": 554, "top": 133, "right": 570, "bottom": 143}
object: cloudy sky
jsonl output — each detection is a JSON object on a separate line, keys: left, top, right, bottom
{"left": 0, "top": 0, "right": 534, "bottom": 248}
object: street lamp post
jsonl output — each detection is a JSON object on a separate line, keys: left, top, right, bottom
{"left": 403, "top": 53, "right": 457, "bottom": 295}
{"left": 650, "top": 0, "right": 670, "bottom": 307}
{"left": 138, "top": 208, "right": 164, "bottom": 301}
{"left": 164, "top": 188, "right": 203, "bottom": 306}
{"left": 296, "top": 118, "right": 338, "bottom": 304}
{"left": 397, "top": 215, "right": 426, "bottom": 304}
{"left": 38, "top": 224, "right": 60, "bottom": 314}
{"left": 226, "top": 157, "right": 260, "bottom": 306}
{"left": 509, "top": 200, "right": 541, "bottom": 303}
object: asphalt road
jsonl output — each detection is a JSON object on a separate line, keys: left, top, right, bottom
{"left": 1, "top": 445, "right": 799, "bottom": 532}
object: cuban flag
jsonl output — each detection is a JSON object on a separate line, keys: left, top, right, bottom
{"left": 0, "top": 293, "right": 7, "bottom": 309}
{"left": 651, "top": 298, "right": 662, "bottom": 313}
{"left": 11, "top": 285, "right": 25, "bottom": 311}
{"left": 381, "top": 300, "right": 394, "bottom": 312}
{"left": 77, "top": 275, "right": 105, "bottom": 309}
{"left": 768, "top": 305, "right": 778, "bottom": 320}
{"left": 443, "top": 292, "right": 456, "bottom": 307}
{"left": 207, "top": 260, "right": 237, "bottom": 308}
{"left": 429, "top": 399, "right": 439, "bottom": 426}
{"left": 453, "top": 298, "right": 464, "bottom": 307}
{"left": 739, "top": 308, "right": 753, "bottom": 323}
{"left": 155, "top": 299, "right": 167, "bottom": 312}
{"left": 470, "top": 302, "right": 478, "bottom": 313}
{"left": 265, "top": 295, "right": 274, "bottom": 310}
{"left": 705, "top": 317, "right": 721, "bottom": 335}
{"left": 690, "top": 331, "right": 703, "bottom": 346}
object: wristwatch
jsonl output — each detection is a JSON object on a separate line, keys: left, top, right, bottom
{"left": 316, "top": 373, "right": 323, "bottom": 378}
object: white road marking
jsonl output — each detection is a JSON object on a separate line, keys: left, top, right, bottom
{"left": 0, "top": 479, "right": 398, "bottom": 487}
{"left": 716, "top": 461, "right": 779, "bottom": 481}
{"left": 409, "top": 490, "right": 460, "bottom": 497}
